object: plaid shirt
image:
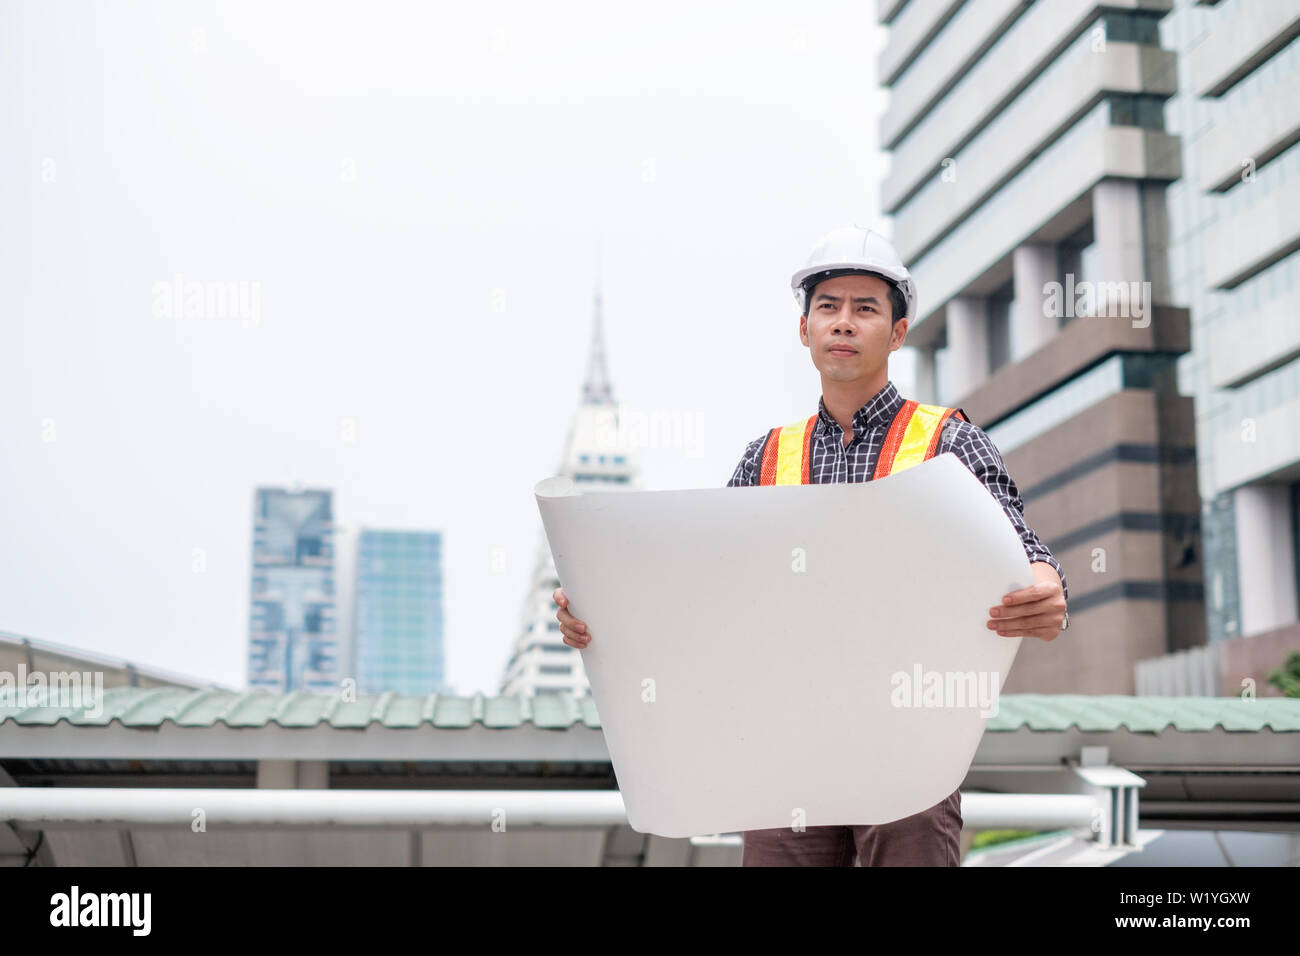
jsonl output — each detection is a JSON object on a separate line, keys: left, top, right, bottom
{"left": 726, "top": 380, "right": 1067, "bottom": 601}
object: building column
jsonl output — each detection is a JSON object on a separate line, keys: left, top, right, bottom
{"left": 945, "top": 297, "right": 990, "bottom": 403}
{"left": 1011, "top": 243, "right": 1059, "bottom": 360}
{"left": 1139, "top": 182, "right": 1172, "bottom": 307}
{"left": 1234, "top": 484, "right": 1299, "bottom": 637}
{"left": 911, "top": 345, "right": 937, "bottom": 404}
{"left": 1092, "top": 179, "right": 1147, "bottom": 318}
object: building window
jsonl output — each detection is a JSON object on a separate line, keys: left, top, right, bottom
{"left": 1106, "top": 94, "right": 1167, "bottom": 131}
{"left": 1099, "top": 10, "right": 1164, "bottom": 45}
{"left": 1119, "top": 352, "right": 1180, "bottom": 391}
{"left": 262, "top": 603, "right": 285, "bottom": 631}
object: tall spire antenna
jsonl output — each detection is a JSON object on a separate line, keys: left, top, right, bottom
{"left": 581, "top": 237, "right": 614, "bottom": 405}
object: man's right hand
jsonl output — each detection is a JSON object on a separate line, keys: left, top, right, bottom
{"left": 553, "top": 587, "right": 590, "bottom": 648}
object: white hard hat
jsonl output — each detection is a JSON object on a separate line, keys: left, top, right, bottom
{"left": 791, "top": 224, "right": 917, "bottom": 322}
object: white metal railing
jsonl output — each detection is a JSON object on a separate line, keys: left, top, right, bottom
{"left": 0, "top": 788, "right": 1106, "bottom": 833}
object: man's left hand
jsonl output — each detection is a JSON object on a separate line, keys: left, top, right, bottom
{"left": 987, "top": 562, "right": 1067, "bottom": 641}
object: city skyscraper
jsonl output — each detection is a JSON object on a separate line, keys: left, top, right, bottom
{"left": 352, "top": 529, "right": 446, "bottom": 695}
{"left": 876, "top": 0, "right": 1204, "bottom": 692}
{"left": 1136, "top": 0, "right": 1300, "bottom": 694}
{"left": 247, "top": 487, "right": 339, "bottom": 692}
{"left": 501, "top": 275, "right": 639, "bottom": 697}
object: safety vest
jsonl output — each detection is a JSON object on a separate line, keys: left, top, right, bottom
{"left": 757, "top": 400, "right": 970, "bottom": 486}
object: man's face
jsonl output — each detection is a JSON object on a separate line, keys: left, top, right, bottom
{"left": 799, "top": 273, "right": 908, "bottom": 384}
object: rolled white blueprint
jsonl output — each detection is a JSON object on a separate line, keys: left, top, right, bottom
{"left": 535, "top": 452, "right": 1031, "bottom": 838}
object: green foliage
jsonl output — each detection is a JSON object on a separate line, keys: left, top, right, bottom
{"left": 1266, "top": 650, "right": 1300, "bottom": 698}
{"left": 970, "top": 829, "right": 1040, "bottom": 850}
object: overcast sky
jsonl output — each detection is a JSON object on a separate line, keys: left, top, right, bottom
{"left": 0, "top": 0, "right": 914, "bottom": 694}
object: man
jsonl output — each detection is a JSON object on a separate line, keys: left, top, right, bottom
{"left": 553, "top": 225, "right": 1068, "bottom": 866}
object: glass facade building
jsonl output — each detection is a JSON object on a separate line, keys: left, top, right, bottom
{"left": 352, "top": 529, "right": 446, "bottom": 695}
{"left": 247, "top": 487, "right": 338, "bottom": 692}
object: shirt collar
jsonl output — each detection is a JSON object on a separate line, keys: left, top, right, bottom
{"left": 816, "top": 380, "right": 903, "bottom": 437}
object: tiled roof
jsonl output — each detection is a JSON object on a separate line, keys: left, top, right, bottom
{"left": 0, "top": 687, "right": 601, "bottom": 730}
{"left": 1, "top": 688, "right": 1297, "bottom": 732}
{"left": 985, "top": 694, "right": 1300, "bottom": 733}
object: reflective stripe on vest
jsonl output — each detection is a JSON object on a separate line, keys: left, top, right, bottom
{"left": 873, "top": 400, "right": 968, "bottom": 479}
{"left": 758, "top": 414, "right": 816, "bottom": 486}
{"left": 757, "top": 401, "right": 969, "bottom": 486}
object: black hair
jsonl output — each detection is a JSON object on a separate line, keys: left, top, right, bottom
{"left": 801, "top": 269, "right": 906, "bottom": 324}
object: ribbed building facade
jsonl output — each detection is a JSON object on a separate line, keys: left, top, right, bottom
{"left": 1136, "top": 0, "right": 1300, "bottom": 694}
{"left": 877, "top": 0, "right": 1204, "bottom": 692}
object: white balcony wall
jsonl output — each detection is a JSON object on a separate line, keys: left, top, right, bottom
{"left": 907, "top": 109, "right": 1180, "bottom": 328}
{"left": 891, "top": 41, "right": 1176, "bottom": 262}
{"left": 1188, "top": 0, "right": 1300, "bottom": 97}
{"left": 882, "top": 0, "right": 1172, "bottom": 207}
{"left": 1196, "top": 57, "right": 1300, "bottom": 191}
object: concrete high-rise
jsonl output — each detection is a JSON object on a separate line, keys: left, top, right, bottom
{"left": 1136, "top": 0, "right": 1300, "bottom": 694}
{"left": 877, "top": 0, "right": 1204, "bottom": 691}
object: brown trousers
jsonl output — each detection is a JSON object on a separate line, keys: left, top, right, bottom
{"left": 741, "top": 789, "right": 962, "bottom": 866}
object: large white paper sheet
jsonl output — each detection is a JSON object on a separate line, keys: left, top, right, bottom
{"left": 534, "top": 452, "right": 1032, "bottom": 838}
